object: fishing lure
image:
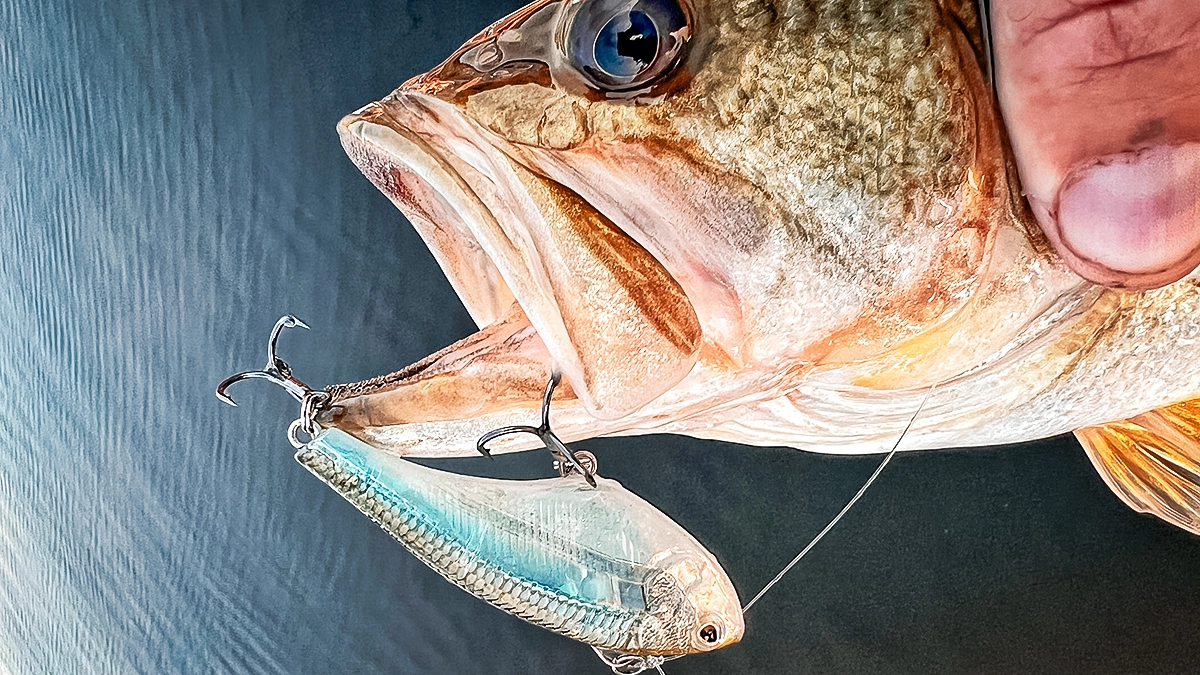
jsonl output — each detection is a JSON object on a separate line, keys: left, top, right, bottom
{"left": 218, "top": 316, "right": 933, "bottom": 674}
{"left": 218, "top": 317, "right": 744, "bottom": 663}
{"left": 299, "top": 427, "right": 743, "bottom": 657}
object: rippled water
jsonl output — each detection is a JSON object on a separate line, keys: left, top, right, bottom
{"left": 3, "top": 1, "right": 1200, "bottom": 673}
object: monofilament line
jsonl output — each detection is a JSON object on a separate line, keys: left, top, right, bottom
{"left": 741, "top": 384, "right": 937, "bottom": 613}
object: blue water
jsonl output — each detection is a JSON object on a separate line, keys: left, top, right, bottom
{"left": 3, "top": 1, "right": 1199, "bottom": 673}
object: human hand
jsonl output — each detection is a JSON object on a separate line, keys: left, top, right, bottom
{"left": 992, "top": 0, "right": 1200, "bottom": 289}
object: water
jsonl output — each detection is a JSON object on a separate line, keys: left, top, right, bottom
{"left": 2, "top": 0, "right": 1199, "bottom": 673}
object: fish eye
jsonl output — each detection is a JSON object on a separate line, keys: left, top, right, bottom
{"left": 698, "top": 621, "right": 722, "bottom": 645}
{"left": 566, "top": 0, "right": 691, "bottom": 92}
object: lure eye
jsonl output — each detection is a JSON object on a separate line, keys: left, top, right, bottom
{"left": 698, "top": 622, "right": 721, "bottom": 645}
{"left": 566, "top": 0, "right": 691, "bottom": 92}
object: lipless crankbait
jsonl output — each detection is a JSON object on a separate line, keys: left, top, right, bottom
{"left": 298, "top": 427, "right": 743, "bottom": 657}
{"left": 218, "top": 317, "right": 743, "bottom": 664}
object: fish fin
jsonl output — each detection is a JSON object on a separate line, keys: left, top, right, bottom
{"left": 1076, "top": 399, "right": 1200, "bottom": 535}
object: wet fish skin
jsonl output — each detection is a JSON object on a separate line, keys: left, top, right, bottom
{"left": 327, "top": 1, "right": 1199, "bottom": 465}
{"left": 296, "top": 428, "right": 744, "bottom": 656}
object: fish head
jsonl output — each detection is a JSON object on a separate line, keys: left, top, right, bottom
{"left": 639, "top": 548, "right": 744, "bottom": 654}
{"left": 331, "top": 0, "right": 1029, "bottom": 455}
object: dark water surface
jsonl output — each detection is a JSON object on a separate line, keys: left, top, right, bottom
{"left": 3, "top": 0, "right": 1199, "bottom": 673}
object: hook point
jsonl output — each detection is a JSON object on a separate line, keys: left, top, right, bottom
{"left": 217, "top": 315, "right": 317, "bottom": 407}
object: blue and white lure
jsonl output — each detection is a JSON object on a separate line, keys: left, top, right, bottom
{"left": 297, "top": 427, "right": 744, "bottom": 658}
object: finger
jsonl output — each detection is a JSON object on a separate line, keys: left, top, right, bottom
{"left": 992, "top": 0, "right": 1200, "bottom": 289}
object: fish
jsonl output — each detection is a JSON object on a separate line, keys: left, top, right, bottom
{"left": 294, "top": 427, "right": 744, "bottom": 657}
{"left": 320, "top": 0, "right": 1200, "bottom": 537}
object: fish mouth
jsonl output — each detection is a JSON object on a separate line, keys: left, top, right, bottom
{"left": 337, "top": 96, "right": 521, "bottom": 332}
{"left": 333, "top": 91, "right": 706, "bottom": 451}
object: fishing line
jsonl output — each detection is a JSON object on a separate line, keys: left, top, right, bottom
{"left": 741, "top": 384, "right": 937, "bottom": 613}
{"left": 598, "top": 386, "right": 937, "bottom": 675}
{"left": 636, "top": 388, "right": 937, "bottom": 675}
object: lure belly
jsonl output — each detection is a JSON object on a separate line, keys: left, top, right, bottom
{"left": 296, "top": 428, "right": 743, "bottom": 657}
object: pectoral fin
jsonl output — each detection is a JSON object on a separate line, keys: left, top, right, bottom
{"left": 1076, "top": 399, "right": 1200, "bottom": 535}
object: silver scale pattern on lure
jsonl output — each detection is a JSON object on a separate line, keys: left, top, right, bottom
{"left": 295, "top": 428, "right": 742, "bottom": 657}
{"left": 297, "top": 435, "right": 637, "bottom": 648}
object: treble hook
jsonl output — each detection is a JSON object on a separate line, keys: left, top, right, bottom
{"left": 216, "top": 315, "right": 314, "bottom": 406}
{"left": 476, "top": 371, "right": 598, "bottom": 488}
{"left": 593, "top": 648, "right": 669, "bottom": 675}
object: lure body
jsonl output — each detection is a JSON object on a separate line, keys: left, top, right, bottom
{"left": 296, "top": 429, "right": 743, "bottom": 656}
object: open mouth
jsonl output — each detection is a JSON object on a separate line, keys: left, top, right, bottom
{"left": 331, "top": 91, "right": 703, "bottom": 451}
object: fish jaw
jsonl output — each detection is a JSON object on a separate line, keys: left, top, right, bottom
{"left": 330, "top": 85, "right": 840, "bottom": 457}
{"left": 337, "top": 92, "right": 705, "bottom": 421}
